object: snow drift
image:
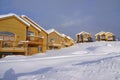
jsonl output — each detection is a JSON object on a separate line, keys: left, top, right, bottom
{"left": 0, "top": 41, "right": 120, "bottom": 80}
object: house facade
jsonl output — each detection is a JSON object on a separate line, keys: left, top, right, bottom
{"left": 0, "top": 13, "right": 47, "bottom": 57}
{"left": 61, "top": 34, "right": 74, "bottom": 47}
{"left": 76, "top": 31, "right": 92, "bottom": 43}
{"left": 95, "top": 31, "right": 106, "bottom": 41}
{"left": 21, "top": 15, "right": 48, "bottom": 53}
{"left": 95, "top": 31, "right": 115, "bottom": 41}
{"left": 105, "top": 32, "right": 115, "bottom": 41}
{"left": 0, "top": 14, "right": 29, "bottom": 57}
{"left": 47, "top": 29, "right": 63, "bottom": 49}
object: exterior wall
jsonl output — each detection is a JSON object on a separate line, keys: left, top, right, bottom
{"left": 95, "top": 34, "right": 100, "bottom": 41}
{"left": 61, "top": 36, "right": 65, "bottom": 47}
{"left": 76, "top": 35, "right": 79, "bottom": 43}
{"left": 39, "top": 30, "right": 47, "bottom": 52}
{"left": 21, "top": 16, "right": 47, "bottom": 53}
{"left": 27, "top": 25, "right": 40, "bottom": 55}
{"left": 105, "top": 33, "right": 115, "bottom": 41}
{"left": 48, "top": 32, "right": 62, "bottom": 49}
{"left": 95, "top": 32, "right": 115, "bottom": 41}
{"left": 0, "top": 17, "right": 27, "bottom": 43}
{"left": 28, "top": 47, "right": 38, "bottom": 55}
{"left": 48, "top": 32, "right": 62, "bottom": 44}
{"left": 26, "top": 25, "right": 47, "bottom": 54}
{"left": 69, "top": 39, "right": 74, "bottom": 46}
{"left": 76, "top": 33, "right": 92, "bottom": 43}
{"left": 61, "top": 36, "right": 74, "bottom": 47}
{"left": 0, "top": 16, "right": 28, "bottom": 57}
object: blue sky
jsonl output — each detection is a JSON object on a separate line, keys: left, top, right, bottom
{"left": 0, "top": 0, "right": 120, "bottom": 40}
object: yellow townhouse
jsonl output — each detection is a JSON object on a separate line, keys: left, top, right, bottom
{"left": 47, "top": 29, "right": 63, "bottom": 49}
{"left": 0, "top": 13, "right": 30, "bottom": 57}
{"left": 61, "top": 34, "right": 74, "bottom": 47}
{"left": 95, "top": 31, "right": 115, "bottom": 41}
{"left": 95, "top": 31, "right": 106, "bottom": 41}
{"left": 0, "top": 13, "right": 47, "bottom": 57}
{"left": 105, "top": 32, "right": 115, "bottom": 41}
{"left": 76, "top": 31, "right": 92, "bottom": 43}
{"left": 21, "top": 15, "right": 48, "bottom": 53}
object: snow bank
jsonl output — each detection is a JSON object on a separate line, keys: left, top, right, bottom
{"left": 0, "top": 41, "right": 120, "bottom": 80}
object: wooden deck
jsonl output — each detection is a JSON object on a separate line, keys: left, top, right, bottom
{"left": 0, "top": 47, "right": 25, "bottom": 52}
{"left": 0, "top": 36, "right": 43, "bottom": 58}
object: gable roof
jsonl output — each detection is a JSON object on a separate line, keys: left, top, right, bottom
{"left": 47, "top": 28, "right": 62, "bottom": 37}
{"left": 95, "top": 31, "right": 106, "bottom": 36}
{"left": 0, "top": 13, "right": 30, "bottom": 26}
{"left": 105, "top": 32, "right": 113, "bottom": 34}
{"left": 21, "top": 15, "right": 47, "bottom": 33}
{"left": 21, "top": 16, "right": 41, "bottom": 31}
{"left": 76, "top": 31, "right": 90, "bottom": 35}
{"left": 61, "top": 33, "right": 72, "bottom": 39}
{"left": 61, "top": 34, "right": 66, "bottom": 37}
{"left": 105, "top": 32, "right": 114, "bottom": 36}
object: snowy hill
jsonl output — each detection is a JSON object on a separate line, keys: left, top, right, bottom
{"left": 0, "top": 41, "right": 120, "bottom": 80}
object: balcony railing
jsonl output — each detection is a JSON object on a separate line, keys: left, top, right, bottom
{"left": 27, "top": 36, "right": 43, "bottom": 42}
{"left": 48, "top": 42, "right": 61, "bottom": 47}
{"left": 0, "top": 40, "right": 26, "bottom": 53}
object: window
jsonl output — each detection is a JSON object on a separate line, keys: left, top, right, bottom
{"left": 101, "top": 34, "right": 105, "bottom": 39}
{"left": 50, "top": 38, "right": 55, "bottom": 43}
{"left": 27, "top": 31, "right": 34, "bottom": 36}
{"left": 108, "top": 36, "right": 113, "bottom": 40}
{"left": 0, "top": 31, "right": 15, "bottom": 41}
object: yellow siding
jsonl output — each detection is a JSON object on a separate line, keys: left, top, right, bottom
{"left": 39, "top": 30, "right": 47, "bottom": 52}
{"left": 95, "top": 32, "right": 115, "bottom": 41}
{"left": 76, "top": 32, "right": 92, "bottom": 43}
{"left": 29, "top": 47, "right": 38, "bottom": 55}
{"left": 105, "top": 33, "right": 115, "bottom": 41}
{"left": 48, "top": 32, "right": 62, "bottom": 44}
{"left": 21, "top": 16, "right": 48, "bottom": 53}
{"left": 0, "top": 16, "right": 28, "bottom": 57}
{"left": 48, "top": 32, "right": 62, "bottom": 49}
{"left": 0, "top": 17, "right": 27, "bottom": 42}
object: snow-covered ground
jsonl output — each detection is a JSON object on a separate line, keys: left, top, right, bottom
{"left": 0, "top": 41, "right": 120, "bottom": 80}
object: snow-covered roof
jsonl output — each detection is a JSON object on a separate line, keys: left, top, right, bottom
{"left": 61, "top": 34, "right": 67, "bottom": 37}
{"left": 47, "top": 29, "right": 62, "bottom": 37}
{"left": 105, "top": 32, "right": 114, "bottom": 35}
{"left": 76, "top": 31, "right": 90, "bottom": 35}
{"left": 21, "top": 16, "right": 41, "bottom": 31}
{"left": 95, "top": 31, "right": 106, "bottom": 36}
{"left": 47, "top": 29, "right": 55, "bottom": 34}
{"left": 61, "top": 33, "right": 73, "bottom": 41}
{"left": 21, "top": 15, "right": 47, "bottom": 33}
{"left": 0, "top": 13, "right": 30, "bottom": 26}
{"left": 66, "top": 36, "right": 71, "bottom": 39}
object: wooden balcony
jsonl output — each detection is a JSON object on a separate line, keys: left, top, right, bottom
{"left": 64, "top": 42, "right": 71, "bottom": 47}
{"left": 48, "top": 42, "right": 61, "bottom": 47}
{"left": 0, "top": 36, "right": 44, "bottom": 58}
{"left": 27, "top": 36, "right": 43, "bottom": 46}
{"left": 0, "top": 40, "right": 27, "bottom": 58}
{"left": 0, "top": 40, "right": 26, "bottom": 51}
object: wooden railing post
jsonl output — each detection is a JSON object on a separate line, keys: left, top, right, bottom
{"left": 0, "top": 40, "right": 2, "bottom": 50}
{"left": 24, "top": 42, "right": 28, "bottom": 56}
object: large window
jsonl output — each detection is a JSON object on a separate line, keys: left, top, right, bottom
{"left": 0, "top": 31, "right": 15, "bottom": 41}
